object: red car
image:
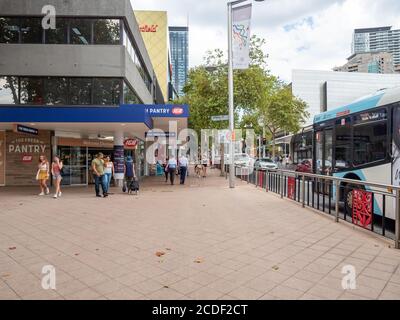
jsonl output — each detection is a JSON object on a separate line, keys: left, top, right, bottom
{"left": 295, "top": 159, "right": 312, "bottom": 173}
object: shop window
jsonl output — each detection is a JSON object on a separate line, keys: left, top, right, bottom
{"left": 335, "top": 117, "right": 351, "bottom": 169}
{"left": 93, "top": 19, "right": 120, "bottom": 45}
{"left": 70, "top": 19, "right": 92, "bottom": 44}
{"left": 44, "top": 77, "right": 68, "bottom": 105}
{"left": 0, "top": 76, "right": 19, "bottom": 104}
{"left": 20, "top": 77, "right": 44, "bottom": 105}
{"left": 93, "top": 78, "right": 122, "bottom": 105}
{"left": 0, "top": 17, "right": 20, "bottom": 43}
{"left": 20, "top": 18, "right": 42, "bottom": 43}
{"left": 45, "top": 18, "right": 68, "bottom": 44}
{"left": 123, "top": 81, "right": 141, "bottom": 104}
{"left": 70, "top": 78, "right": 92, "bottom": 105}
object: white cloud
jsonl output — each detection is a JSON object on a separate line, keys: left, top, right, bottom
{"left": 131, "top": 0, "right": 400, "bottom": 82}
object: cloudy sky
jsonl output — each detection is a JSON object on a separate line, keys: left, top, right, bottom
{"left": 131, "top": 0, "right": 400, "bottom": 82}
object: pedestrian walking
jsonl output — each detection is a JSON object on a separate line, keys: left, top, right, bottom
{"left": 51, "top": 156, "right": 63, "bottom": 198}
{"left": 163, "top": 157, "right": 169, "bottom": 183}
{"left": 166, "top": 155, "right": 177, "bottom": 185}
{"left": 91, "top": 152, "right": 108, "bottom": 198}
{"left": 124, "top": 155, "right": 136, "bottom": 189}
{"left": 36, "top": 155, "right": 50, "bottom": 196}
{"left": 104, "top": 155, "right": 114, "bottom": 192}
{"left": 179, "top": 154, "right": 189, "bottom": 185}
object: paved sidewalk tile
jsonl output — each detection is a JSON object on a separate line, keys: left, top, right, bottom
{"left": 1, "top": 170, "right": 400, "bottom": 300}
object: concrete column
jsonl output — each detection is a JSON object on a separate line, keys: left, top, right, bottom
{"left": 113, "top": 130, "right": 125, "bottom": 187}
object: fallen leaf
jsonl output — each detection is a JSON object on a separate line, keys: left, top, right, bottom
{"left": 163, "top": 285, "right": 169, "bottom": 289}
{"left": 74, "top": 253, "right": 80, "bottom": 256}
{"left": 272, "top": 265, "right": 279, "bottom": 271}
{"left": 165, "top": 248, "right": 171, "bottom": 251}
{"left": 156, "top": 251, "right": 165, "bottom": 257}
{"left": 8, "top": 247, "right": 16, "bottom": 250}
{"left": 194, "top": 258, "right": 204, "bottom": 264}
{"left": 1, "top": 274, "right": 11, "bottom": 278}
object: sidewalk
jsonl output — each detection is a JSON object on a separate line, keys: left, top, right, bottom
{"left": 1, "top": 168, "right": 400, "bottom": 300}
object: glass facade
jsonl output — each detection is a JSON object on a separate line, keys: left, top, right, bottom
{"left": 122, "top": 26, "right": 152, "bottom": 91}
{"left": 0, "top": 76, "right": 124, "bottom": 106}
{"left": 169, "top": 27, "right": 189, "bottom": 96}
{"left": 123, "top": 81, "right": 142, "bottom": 104}
{"left": 353, "top": 27, "right": 400, "bottom": 68}
{"left": 0, "top": 16, "right": 154, "bottom": 99}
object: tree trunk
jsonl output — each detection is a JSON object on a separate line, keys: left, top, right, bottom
{"left": 272, "top": 131, "right": 276, "bottom": 159}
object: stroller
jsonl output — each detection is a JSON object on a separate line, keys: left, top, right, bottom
{"left": 123, "top": 177, "right": 139, "bottom": 195}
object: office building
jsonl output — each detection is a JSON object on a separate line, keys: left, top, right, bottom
{"left": 0, "top": 0, "right": 189, "bottom": 186}
{"left": 169, "top": 26, "right": 189, "bottom": 96}
{"left": 134, "top": 10, "right": 169, "bottom": 102}
{"left": 334, "top": 52, "right": 394, "bottom": 74}
{"left": 292, "top": 69, "right": 400, "bottom": 126}
{"left": 352, "top": 26, "right": 400, "bottom": 71}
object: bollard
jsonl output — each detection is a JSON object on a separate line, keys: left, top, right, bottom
{"left": 396, "top": 189, "right": 400, "bottom": 249}
{"left": 266, "top": 170, "right": 269, "bottom": 192}
{"left": 280, "top": 170, "right": 284, "bottom": 199}
{"left": 302, "top": 175, "right": 306, "bottom": 208}
{"left": 255, "top": 169, "right": 258, "bottom": 188}
{"left": 335, "top": 180, "right": 340, "bottom": 223}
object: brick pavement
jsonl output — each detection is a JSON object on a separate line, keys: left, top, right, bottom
{"left": 1, "top": 168, "right": 400, "bottom": 300}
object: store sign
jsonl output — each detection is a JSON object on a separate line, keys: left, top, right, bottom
{"left": 124, "top": 139, "right": 138, "bottom": 150}
{"left": 0, "top": 131, "right": 5, "bottom": 185}
{"left": 139, "top": 24, "right": 158, "bottom": 32}
{"left": 57, "top": 137, "right": 114, "bottom": 149}
{"left": 22, "top": 155, "right": 33, "bottom": 163}
{"left": 13, "top": 124, "right": 38, "bottom": 136}
{"left": 145, "top": 131, "right": 176, "bottom": 138}
{"left": 145, "top": 105, "right": 189, "bottom": 118}
{"left": 8, "top": 137, "right": 46, "bottom": 153}
{"left": 171, "top": 107, "right": 184, "bottom": 115}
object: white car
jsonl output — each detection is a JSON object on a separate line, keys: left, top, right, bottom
{"left": 254, "top": 158, "right": 278, "bottom": 171}
{"left": 234, "top": 153, "right": 252, "bottom": 167}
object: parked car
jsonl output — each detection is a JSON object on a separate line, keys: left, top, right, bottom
{"left": 254, "top": 158, "right": 278, "bottom": 171}
{"left": 234, "top": 153, "right": 253, "bottom": 167}
{"left": 295, "top": 159, "right": 312, "bottom": 173}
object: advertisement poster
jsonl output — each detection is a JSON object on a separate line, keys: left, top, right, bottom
{"left": 393, "top": 107, "right": 400, "bottom": 187}
{"left": 114, "top": 145, "right": 125, "bottom": 174}
{"left": 0, "top": 131, "right": 5, "bottom": 186}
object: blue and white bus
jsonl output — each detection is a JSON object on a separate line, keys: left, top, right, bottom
{"left": 292, "top": 87, "right": 400, "bottom": 220}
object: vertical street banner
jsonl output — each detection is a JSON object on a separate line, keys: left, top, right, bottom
{"left": 232, "top": 4, "right": 252, "bottom": 70}
{"left": 0, "top": 131, "right": 4, "bottom": 185}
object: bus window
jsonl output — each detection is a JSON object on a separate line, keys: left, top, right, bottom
{"left": 315, "top": 131, "right": 323, "bottom": 174}
{"left": 353, "top": 109, "right": 387, "bottom": 166}
{"left": 335, "top": 117, "right": 351, "bottom": 170}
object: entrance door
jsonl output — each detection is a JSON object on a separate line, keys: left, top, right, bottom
{"left": 59, "top": 146, "right": 87, "bottom": 185}
{"left": 315, "top": 128, "right": 333, "bottom": 175}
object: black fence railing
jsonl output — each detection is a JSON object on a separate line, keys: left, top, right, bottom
{"left": 224, "top": 165, "right": 400, "bottom": 248}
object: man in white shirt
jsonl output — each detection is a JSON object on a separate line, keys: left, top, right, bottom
{"left": 167, "top": 156, "right": 177, "bottom": 185}
{"left": 179, "top": 154, "right": 189, "bottom": 185}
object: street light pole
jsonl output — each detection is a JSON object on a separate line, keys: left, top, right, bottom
{"left": 227, "top": 0, "right": 265, "bottom": 188}
{"left": 227, "top": 0, "right": 235, "bottom": 188}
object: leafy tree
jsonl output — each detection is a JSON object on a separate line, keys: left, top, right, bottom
{"left": 257, "top": 84, "right": 309, "bottom": 158}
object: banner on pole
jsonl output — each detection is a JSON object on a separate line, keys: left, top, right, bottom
{"left": 232, "top": 4, "right": 252, "bottom": 70}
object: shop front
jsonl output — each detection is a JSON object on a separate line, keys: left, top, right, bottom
{"left": 55, "top": 137, "right": 144, "bottom": 186}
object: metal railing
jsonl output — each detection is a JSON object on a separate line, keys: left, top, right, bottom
{"left": 228, "top": 165, "right": 400, "bottom": 249}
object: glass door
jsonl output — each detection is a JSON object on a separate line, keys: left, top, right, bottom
{"left": 58, "top": 146, "right": 87, "bottom": 185}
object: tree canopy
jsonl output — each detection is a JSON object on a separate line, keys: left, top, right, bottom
{"left": 176, "top": 35, "right": 309, "bottom": 155}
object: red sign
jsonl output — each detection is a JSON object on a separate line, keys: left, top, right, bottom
{"left": 172, "top": 107, "right": 184, "bottom": 115}
{"left": 287, "top": 177, "right": 295, "bottom": 200}
{"left": 22, "top": 155, "right": 33, "bottom": 163}
{"left": 124, "top": 139, "right": 138, "bottom": 150}
{"left": 139, "top": 24, "right": 158, "bottom": 33}
{"left": 352, "top": 189, "right": 373, "bottom": 229}
{"left": 336, "top": 110, "right": 350, "bottom": 117}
